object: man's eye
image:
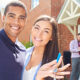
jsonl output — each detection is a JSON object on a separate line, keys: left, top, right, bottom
{"left": 9, "top": 15, "right": 14, "bottom": 18}
{"left": 19, "top": 17, "right": 25, "bottom": 20}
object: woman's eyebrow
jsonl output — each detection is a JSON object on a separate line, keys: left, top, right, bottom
{"left": 35, "top": 24, "right": 51, "bottom": 30}
{"left": 35, "top": 24, "right": 40, "bottom": 27}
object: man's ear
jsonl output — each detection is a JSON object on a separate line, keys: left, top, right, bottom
{"left": 2, "top": 16, "right": 5, "bottom": 22}
{"left": 2, "top": 15, "right": 6, "bottom": 25}
{"left": 1, "top": 16, "right": 5, "bottom": 24}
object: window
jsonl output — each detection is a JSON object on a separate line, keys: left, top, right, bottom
{"left": 78, "top": 25, "right": 80, "bottom": 33}
{"left": 31, "top": 0, "right": 39, "bottom": 9}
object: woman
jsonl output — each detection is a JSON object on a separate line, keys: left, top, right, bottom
{"left": 22, "top": 15, "right": 70, "bottom": 80}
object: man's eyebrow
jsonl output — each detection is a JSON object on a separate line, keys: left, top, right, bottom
{"left": 8, "top": 13, "right": 15, "bottom": 16}
{"left": 20, "top": 15, "right": 26, "bottom": 18}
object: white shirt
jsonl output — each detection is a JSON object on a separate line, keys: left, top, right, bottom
{"left": 14, "top": 39, "right": 27, "bottom": 66}
{"left": 22, "top": 65, "right": 38, "bottom": 80}
{"left": 70, "top": 39, "right": 80, "bottom": 58}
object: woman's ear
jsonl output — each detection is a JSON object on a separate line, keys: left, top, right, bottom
{"left": 50, "top": 37, "right": 52, "bottom": 41}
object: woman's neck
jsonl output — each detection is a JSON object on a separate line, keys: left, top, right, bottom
{"left": 26, "top": 46, "right": 45, "bottom": 70}
{"left": 33, "top": 46, "right": 45, "bottom": 55}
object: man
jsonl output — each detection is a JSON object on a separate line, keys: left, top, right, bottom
{"left": 70, "top": 33, "right": 80, "bottom": 80}
{"left": 0, "top": 1, "right": 27, "bottom": 80}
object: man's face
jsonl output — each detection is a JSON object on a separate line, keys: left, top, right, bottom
{"left": 3, "top": 6, "right": 26, "bottom": 38}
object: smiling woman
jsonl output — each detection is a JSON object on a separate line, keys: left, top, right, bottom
{"left": 22, "top": 15, "right": 70, "bottom": 80}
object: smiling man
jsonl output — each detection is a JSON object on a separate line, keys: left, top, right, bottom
{"left": 0, "top": 1, "right": 27, "bottom": 80}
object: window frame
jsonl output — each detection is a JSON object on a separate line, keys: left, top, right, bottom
{"left": 31, "top": 0, "right": 39, "bottom": 10}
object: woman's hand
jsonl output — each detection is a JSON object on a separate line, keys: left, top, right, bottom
{"left": 36, "top": 56, "right": 70, "bottom": 80}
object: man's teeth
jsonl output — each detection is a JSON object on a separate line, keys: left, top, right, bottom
{"left": 12, "top": 27, "right": 19, "bottom": 30}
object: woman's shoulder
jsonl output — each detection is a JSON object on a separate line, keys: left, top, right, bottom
{"left": 26, "top": 46, "right": 34, "bottom": 53}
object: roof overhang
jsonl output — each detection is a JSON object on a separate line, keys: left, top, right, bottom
{"left": 57, "top": 0, "right": 80, "bottom": 26}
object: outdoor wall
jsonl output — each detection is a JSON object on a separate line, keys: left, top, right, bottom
{"left": 51, "top": 0, "right": 72, "bottom": 53}
{"left": 58, "top": 24, "right": 74, "bottom": 53}
{"left": 0, "top": 13, "right": 3, "bottom": 29}
{"left": 51, "top": 0, "right": 64, "bottom": 18}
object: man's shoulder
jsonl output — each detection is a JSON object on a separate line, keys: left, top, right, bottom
{"left": 70, "top": 39, "right": 77, "bottom": 44}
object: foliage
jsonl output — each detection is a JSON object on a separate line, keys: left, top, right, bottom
{"left": 22, "top": 41, "right": 33, "bottom": 49}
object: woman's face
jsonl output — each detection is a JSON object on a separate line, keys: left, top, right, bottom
{"left": 31, "top": 20, "right": 52, "bottom": 47}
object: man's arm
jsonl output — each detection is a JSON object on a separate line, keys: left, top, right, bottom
{"left": 69, "top": 40, "right": 79, "bottom": 53}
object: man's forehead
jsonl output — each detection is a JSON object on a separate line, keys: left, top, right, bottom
{"left": 8, "top": 6, "right": 25, "bottom": 11}
{"left": 6, "top": 6, "right": 26, "bottom": 15}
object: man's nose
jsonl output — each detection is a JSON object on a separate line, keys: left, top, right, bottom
{"left": 14, "top": 18, "right": 19, "bottom": 24}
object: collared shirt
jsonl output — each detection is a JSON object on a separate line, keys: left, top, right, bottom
{"left": 0, "top": 29, "right": 27, "bottom": 66}
{"left": 0, "top": 29, "right": 27, "bottom": 80}
{"left": 15, "top": 39, "right": 27, "bottom": 66}
{"left": 70, "top": 39, "right": 80, "bottom": 58}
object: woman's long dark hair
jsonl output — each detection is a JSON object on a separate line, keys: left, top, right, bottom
{"left": 34, "top": 15, "right": 59, "bottom": 80}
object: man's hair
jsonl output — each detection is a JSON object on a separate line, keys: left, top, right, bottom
{"left": 4, "top": 1, "right": 27, "bottom": 17}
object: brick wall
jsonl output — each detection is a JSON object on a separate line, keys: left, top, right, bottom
{"left": 51, "top": 0, "right": 64, "bottom": 18}
{"left": 58, "top": 24, "right": 74, "bottom": 53}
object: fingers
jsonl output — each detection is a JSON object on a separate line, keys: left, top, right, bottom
{"left": 45, "top": 72, "right": 64, "bottom": 79}
{"left": 56, "top": 71, "right": 70, "bottom": 76}
{"left": 45, "top": 60, "right": 57, "bottom": 67}
{"left": 52, "top": 56, "right": 63, "bottom": 70}
{"left": 54, "top": 75, "right": 64, "bottom": 79}
{"left": 40, "top": 60, "right": 57, "bottom": 70}
{"left": 40, "top": 56, "right": 63, "bottom": 71}
{"left": 58, "top": 64, "right": 70, "bottom": 71}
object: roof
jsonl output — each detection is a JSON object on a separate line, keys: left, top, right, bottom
{"left": 57, "top": 0, "right": 80, "bottom": 26}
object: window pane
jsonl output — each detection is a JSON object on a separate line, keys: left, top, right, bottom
{"left": 31, "top": 0, "right": 39, "bottom": 9}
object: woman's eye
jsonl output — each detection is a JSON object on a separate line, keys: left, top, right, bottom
{"left": 44, "top": 31, "right": 49, "bottom": 33}
{"left": 34, "top": 27, "right": 39, "bottom": 30}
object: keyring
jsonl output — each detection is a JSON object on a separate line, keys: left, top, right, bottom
{"left": 53, "top": 68, "right": 58, "bottom": 73}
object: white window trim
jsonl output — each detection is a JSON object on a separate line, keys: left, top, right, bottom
{"left": 78, "top": 25, "right": 80, "bottom": 33}
{"left": 31, "top": 0, "right": 39, "bottom": 10}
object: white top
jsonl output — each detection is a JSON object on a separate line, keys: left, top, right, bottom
{"left": 12, "top": 39, "right": 27, "bottom": 66}
{"left": 22, "top": 65, "right": 38, "bottom": 80}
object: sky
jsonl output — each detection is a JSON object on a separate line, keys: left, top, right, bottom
{"left": 0, "top": 0, "right": 18, "bottom": 10}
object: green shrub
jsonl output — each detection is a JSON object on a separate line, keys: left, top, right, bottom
{"left": 22, "top": 41, "right": 33, "bottom": 49}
